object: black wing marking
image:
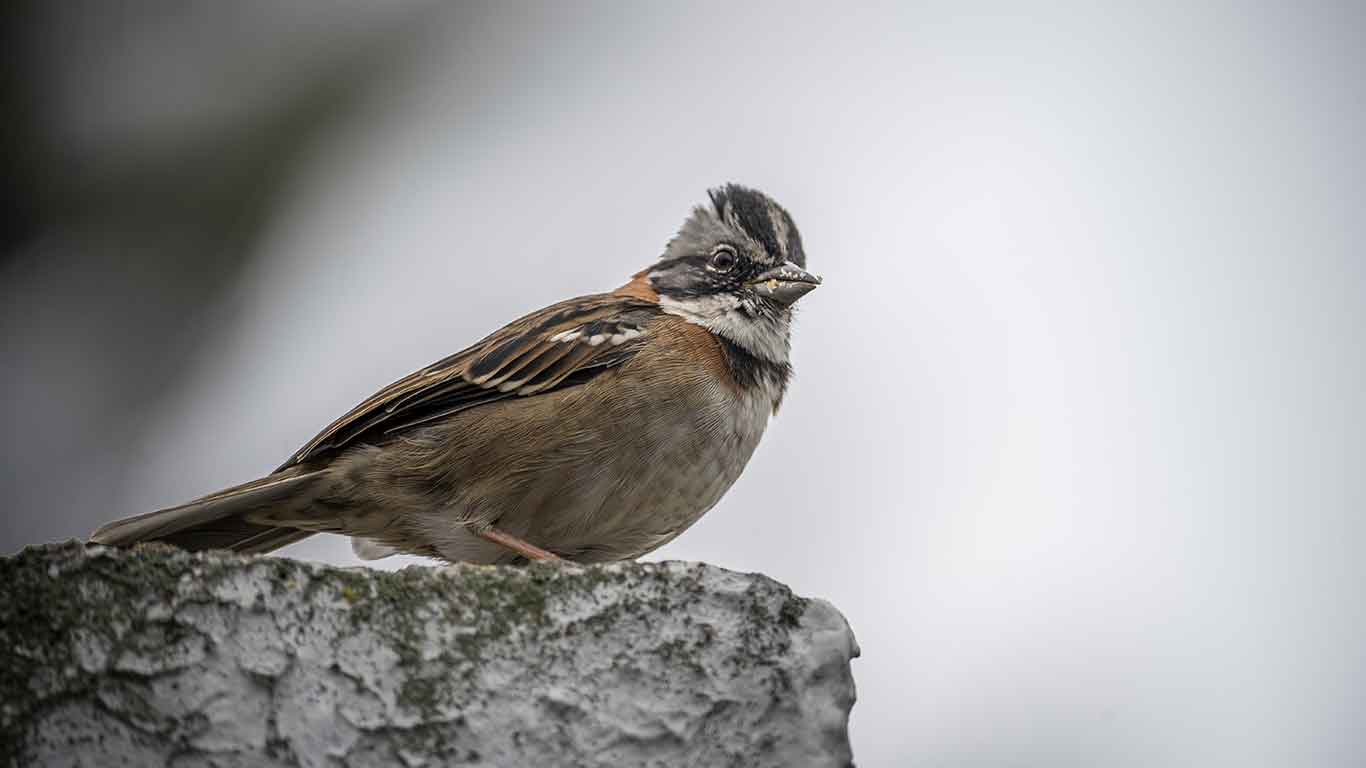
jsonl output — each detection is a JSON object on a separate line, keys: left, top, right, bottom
{"left": 279, "top": 294, "right": 659, "bottom": 469}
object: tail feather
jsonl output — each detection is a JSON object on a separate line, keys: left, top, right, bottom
{"left": 157, "top": 519, "right": 316, "bottom": 555}
{"left": 90, "top": 470, "right": 324, "bottom": 554}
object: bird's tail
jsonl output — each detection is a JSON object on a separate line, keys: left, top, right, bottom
{"left": 90, "top": 469, "right": 326, "bottom": 555}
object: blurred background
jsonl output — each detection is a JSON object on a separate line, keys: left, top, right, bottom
{"left": 4, "top": 2, "right": 1364, "bottom": 765}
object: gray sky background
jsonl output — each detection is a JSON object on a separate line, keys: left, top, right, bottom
{"left": 4, "top": 3, "right": 1365, "bottom": 766}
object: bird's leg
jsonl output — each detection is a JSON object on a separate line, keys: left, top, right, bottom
{"left": 474, "top": 525, "right": 564, "bottom": 562}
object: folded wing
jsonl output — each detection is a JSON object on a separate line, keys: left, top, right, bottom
{"left": 281, "top": 294, "right": 660, "bottom": 469}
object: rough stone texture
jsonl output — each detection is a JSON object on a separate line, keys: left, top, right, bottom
{"left": 0, "top": 543, "right": 858, "bottom": 767}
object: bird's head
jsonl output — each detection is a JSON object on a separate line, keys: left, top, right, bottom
{"left": 646, "top": 184, "right": 820, "bottom": 363}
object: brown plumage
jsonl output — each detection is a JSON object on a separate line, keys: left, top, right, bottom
{"left": 91, "top": 184, "right": 820, "bottom": 564}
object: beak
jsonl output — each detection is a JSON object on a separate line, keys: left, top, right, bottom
{"left": 749, "top": 262, "right": 823, "bottom": 306}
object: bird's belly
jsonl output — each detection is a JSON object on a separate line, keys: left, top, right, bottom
{"left": 528, "top": 387, "right": 773, "bottom": 562}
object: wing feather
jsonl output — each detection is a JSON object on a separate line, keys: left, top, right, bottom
{"left": 279, "top": 294, "right": 658, "bottom": 469}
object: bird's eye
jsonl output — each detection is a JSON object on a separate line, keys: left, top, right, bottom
{"left": 709, "top": 246, "right": 738, "bottom": 273}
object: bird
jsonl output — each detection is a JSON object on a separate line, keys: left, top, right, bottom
{"left": 90, "top": 184, "right": 820, "bottom": 565}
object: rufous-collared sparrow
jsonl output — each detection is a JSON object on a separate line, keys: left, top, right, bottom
{"left": 92, "top": 184, "right": 820, "bottom": 564}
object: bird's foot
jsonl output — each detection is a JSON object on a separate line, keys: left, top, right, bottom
{"left": 474, "top": 525, "right": 564, "bottom": 563}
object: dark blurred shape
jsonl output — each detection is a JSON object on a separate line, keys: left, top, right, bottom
{"left": 0, "top": 1, "right": 444, "bottom": 547}
{"left": 2, "top": 3, "right": 43, "bottom": 254}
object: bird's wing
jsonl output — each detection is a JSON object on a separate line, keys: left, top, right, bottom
{"left": 279, "top": 294, "right": 660, "bottom": 469}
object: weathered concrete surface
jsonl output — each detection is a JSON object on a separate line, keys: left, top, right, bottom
{"left": 0, "top": 543, "right": 858, "bottom": 767}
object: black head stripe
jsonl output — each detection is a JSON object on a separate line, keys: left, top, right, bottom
{"left": 710, "top": 184, "right": 789, "bottom": 264}
{"left": 780, "top": 208, "right": 806, "bottom": 268}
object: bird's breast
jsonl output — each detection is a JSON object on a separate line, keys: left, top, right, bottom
{"left": 525, "top": 374, "right": 776, "bottom": 562}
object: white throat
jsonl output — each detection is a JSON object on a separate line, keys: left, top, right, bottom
{"left": 657, "top": 294, "right": 791, "bottom": 364}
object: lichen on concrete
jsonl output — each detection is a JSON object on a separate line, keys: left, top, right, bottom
{"left": 0, "top": 542, "right": 858, "bottom": 767}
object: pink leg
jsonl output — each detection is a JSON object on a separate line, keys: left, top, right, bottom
{"left": 475, "top": 525, "right": 564, "bottom": 562}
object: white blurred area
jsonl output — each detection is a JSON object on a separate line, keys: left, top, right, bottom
{"left": 4, "top": 3, "right": 1365, "bottom": 766}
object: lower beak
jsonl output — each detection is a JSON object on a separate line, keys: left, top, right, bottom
{"left": 749, "top": 262, "right": 823, "bottom": 306}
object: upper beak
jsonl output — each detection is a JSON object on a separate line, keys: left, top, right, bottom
{"left": 749, "top": 262, "right": 822, "bottom": 306}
